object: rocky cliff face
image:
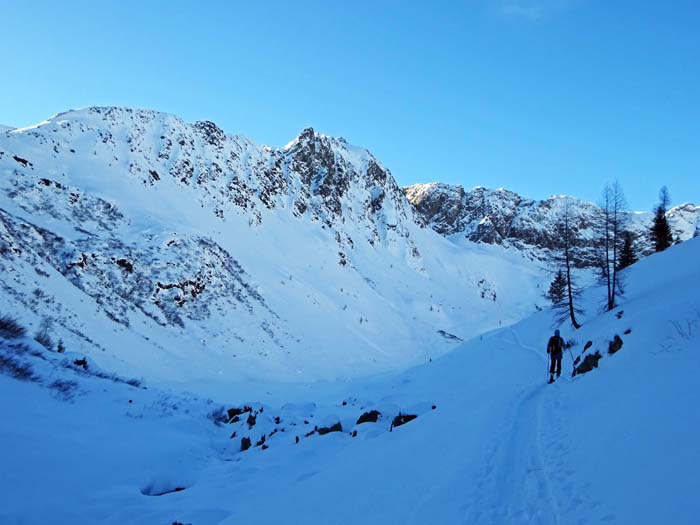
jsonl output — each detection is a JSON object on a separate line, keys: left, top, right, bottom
{"left": 405, "top": 182, "right": 699, "bottom": 267}
{"left": 0, "top": 108, "right": 545, "bottom": 387}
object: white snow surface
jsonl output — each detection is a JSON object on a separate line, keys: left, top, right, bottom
{"left": 1, "top": 234, "right": 698, "bottom": 524}
{"left": 1, "top": 107, "right": 699, "bottom": 524}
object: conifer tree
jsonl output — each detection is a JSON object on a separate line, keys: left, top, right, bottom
{"left": 547, "top": 269, "right": 567, "bottom": 305}
{"left": 618, "top": 231, "right": 638, "bottom": 270}
{"left": 650, "top": 186, "right": 673, "bottom": 252}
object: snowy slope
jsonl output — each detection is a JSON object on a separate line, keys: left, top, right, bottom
{"left": 0, "top": 107, "right": 549, "bottom": 392}
{"left": 1, "top": 234, "right": 698, "bottom": 524}
{"left": 405, "top": 182, "right": 700, "bottom": 267}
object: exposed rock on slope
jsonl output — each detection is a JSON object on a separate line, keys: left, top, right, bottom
{"left": 405, "top": 182, "right": 699, "bottom": 267}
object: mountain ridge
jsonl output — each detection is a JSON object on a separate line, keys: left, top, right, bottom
{"left": 405, "top": 181, "right": 699, "bottom": 267}
{"left": 0, "top": 106, "right": 545, "bottom": 391}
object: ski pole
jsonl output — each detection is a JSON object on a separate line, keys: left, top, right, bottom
{"left": 567, "top": 346, "right": 576, "bottom": 376}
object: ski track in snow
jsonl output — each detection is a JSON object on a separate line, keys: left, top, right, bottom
{"left": 460, "top": 333, "right": 614, "bottom": 525}
{"left": 460, "top": 382, "right": 558, "bottom": 525}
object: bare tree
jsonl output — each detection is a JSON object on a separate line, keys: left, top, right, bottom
{"left": 599, "top": 181, "right": 628, "bottom": 310}
{"left": 554, "top": 200, "right": 582, "bottom": 329}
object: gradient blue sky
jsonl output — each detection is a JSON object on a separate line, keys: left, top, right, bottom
{"left": 2, "top": 0, "right": 698, "bottom": 210}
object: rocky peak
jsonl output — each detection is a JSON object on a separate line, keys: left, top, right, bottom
{"left": 193, "top": 120, "right": 226, "bottom": 147}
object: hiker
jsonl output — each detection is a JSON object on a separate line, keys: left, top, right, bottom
{"left": 547, "top": 329, "right": 564, "bottom": 382}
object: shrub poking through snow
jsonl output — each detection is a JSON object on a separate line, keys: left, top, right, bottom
{"left": 125, "top": 377, "right": 142, "bottom": 387}
{"left": 50, "top": 379, "right": 79, "bottom": 400}
{"left": 356, "top": 410, "right": 381, "bottom": 425}
{"left": 34, "top": 319, "right": 54, "bottom": 350}
{"left": 73, "top": 357, "right": 88, "bottom": 370}
{"left": 0, "top": 315, "right": 27, "bottom": 339}
{"left": 209, "top": 407, "right": 229, "bottom": 426}
{"left": 0, "top": 353, "right": 36, "bottom": 381}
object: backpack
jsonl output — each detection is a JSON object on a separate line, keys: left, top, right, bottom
{"left": 548, "top": 335, "right": 564, "bottom": 355}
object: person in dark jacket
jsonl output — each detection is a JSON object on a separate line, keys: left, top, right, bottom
{"left": 547, "top": 329, "right": 564, "bottom": 382}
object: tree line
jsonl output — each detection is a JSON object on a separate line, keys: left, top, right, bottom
{"left": 547, "top": 184, "right": 678, "bottom": 329}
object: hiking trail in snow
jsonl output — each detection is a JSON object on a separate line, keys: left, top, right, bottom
{"left": 460, "top": 331, "right": 614, "bottom": 524}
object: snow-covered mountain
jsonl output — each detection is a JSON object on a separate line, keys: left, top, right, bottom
{"left": 0, "top": 107, "right": 547, "bottom": 391}
{"left": 405, "top": 182, "right": 699, "bottom": 267}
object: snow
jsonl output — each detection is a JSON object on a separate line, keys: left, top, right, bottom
{"left": 1, "top": 234, "right": 698, "bottom": 524}
{"left": 1, "top": 106, "right": 699, "bottom": 524}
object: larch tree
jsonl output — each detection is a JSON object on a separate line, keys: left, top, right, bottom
{"left": 599, "top": 181, "right": 628, "bottom": 310}
{"left": 554, "top": 199, "right": 582, "bottom": 329}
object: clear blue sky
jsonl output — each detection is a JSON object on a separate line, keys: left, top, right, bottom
{"left": 2, "top": 0, "right": 698, "bottom": 210}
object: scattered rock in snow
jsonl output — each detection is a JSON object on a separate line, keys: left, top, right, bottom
{"left": 390, "top": 413, "right": 417, "bottom": 430}
{"left": 317, "top": 422, "right": 342, "bottom": 435}
{"left": 12, "top": 155, "right": 32, "bottom": 167}
{"left": 608, "top": 335, "right": 624, "bottom": 355}
{"left": 437, "top": 330, "right": 463, "bottom": 342}
{"left": 356, "top": 410, "right": 381, "bottom": 425}
{"left": 141, "top": 484, "right": 187, "bottom": 497}
{"left": 575, "top": 351, "right": 602, "bottom": 375}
